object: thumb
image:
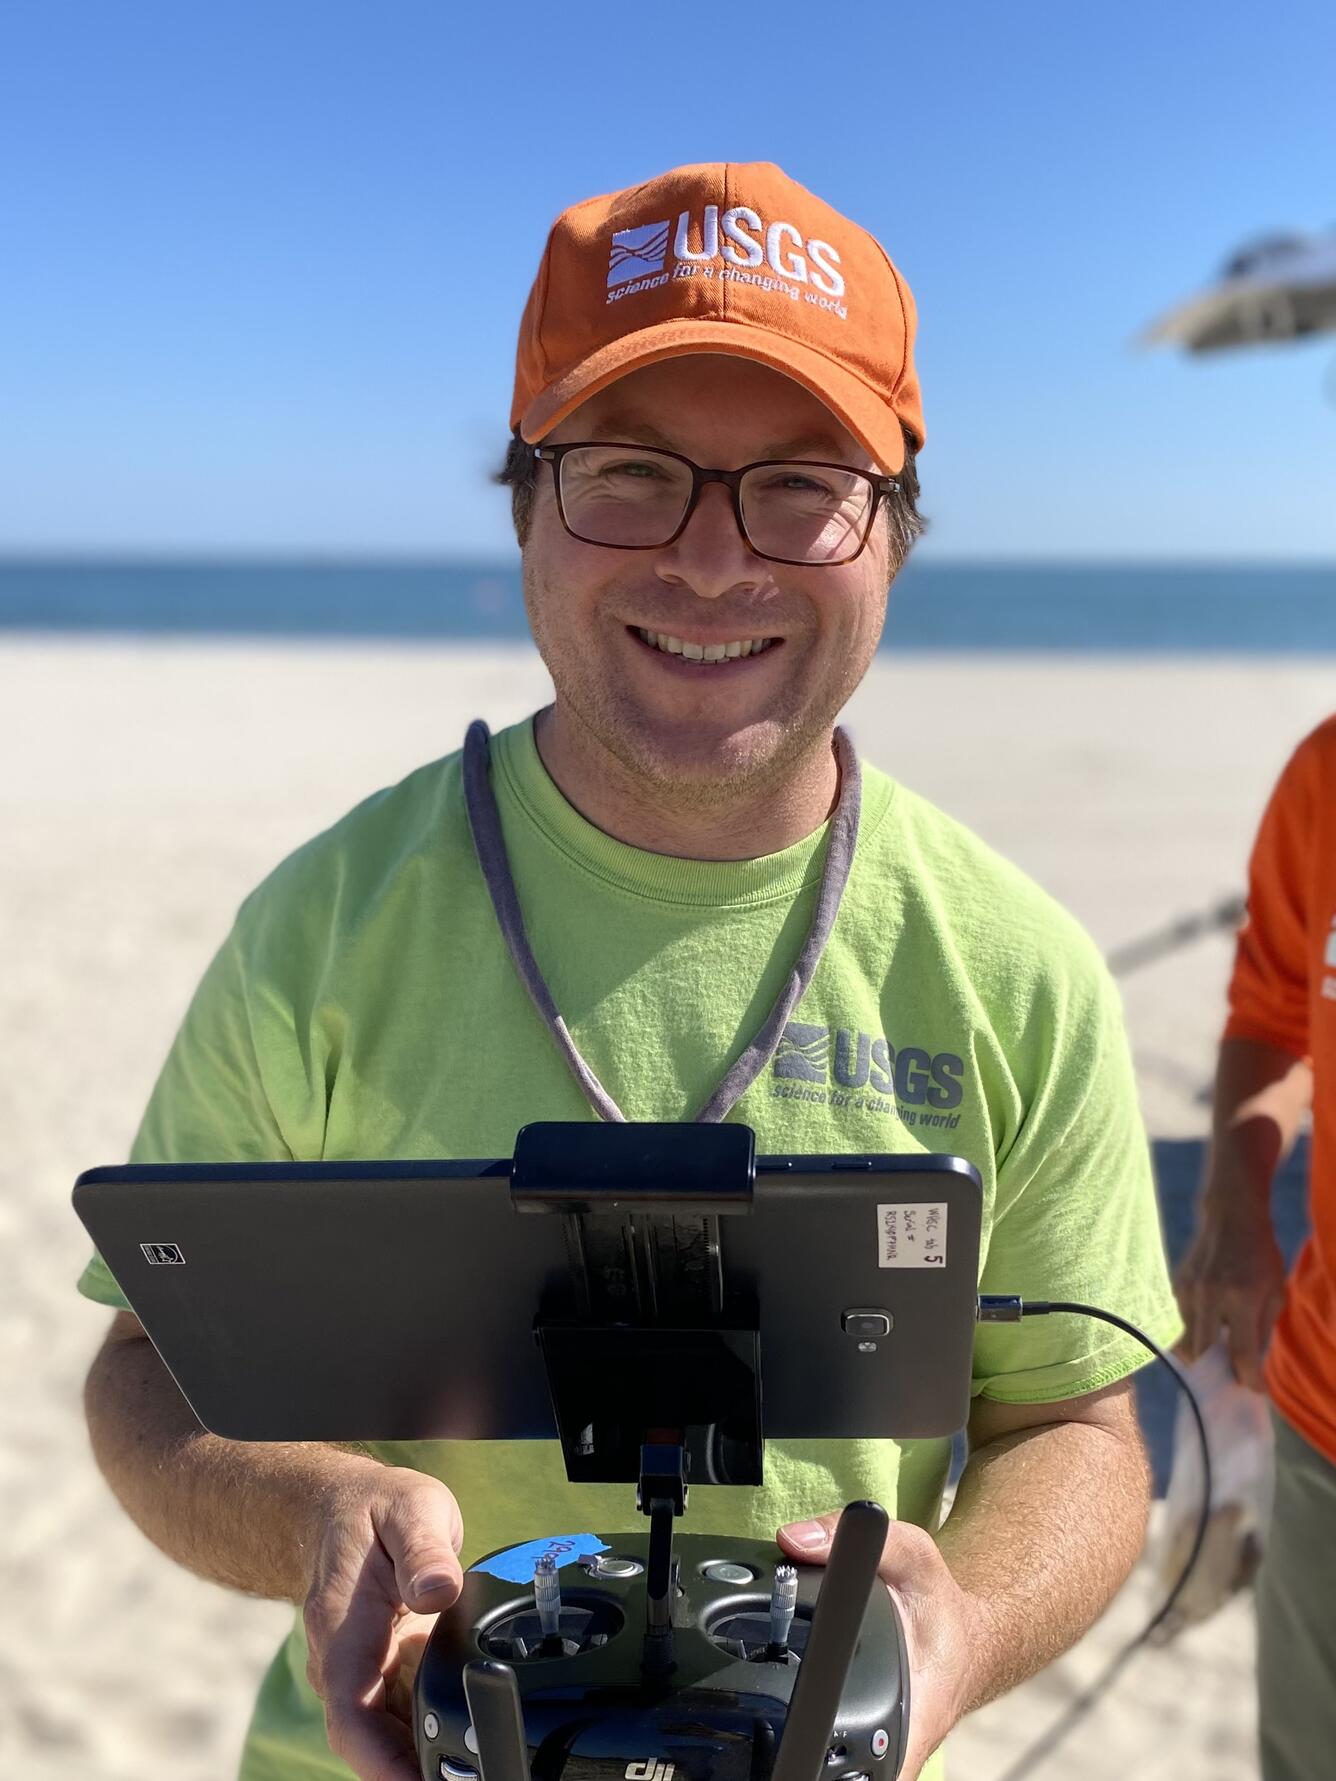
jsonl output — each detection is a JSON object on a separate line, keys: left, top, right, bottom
{"left": 379, "top": 1482, "right": 467, "bottom": 1613}
{"left": 778, "top": 1511, "right": 944, "bottom": 1594}
{"left": 776, "top": 1512, "right": 843, "bottom": 1561}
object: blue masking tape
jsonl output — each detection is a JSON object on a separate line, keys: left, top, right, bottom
{"left": 469, "top": 1534, "right": 610, "bottom": 1583}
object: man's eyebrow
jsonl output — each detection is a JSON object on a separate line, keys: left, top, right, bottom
{"left": 581, "top": 416, "right": 679, "bottom": 449}
{"left": 761, "top": 432, "right": 853, "bottom": 460}
{"left": 579, "top": 417, "right": 856, "bottom": 461}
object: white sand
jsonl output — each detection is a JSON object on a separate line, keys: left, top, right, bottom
{"left": 6, "top": 638, "right": 1333, "bottom": 1781}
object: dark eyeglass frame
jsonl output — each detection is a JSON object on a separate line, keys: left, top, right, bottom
{"left": 533, "top": 440, "right": 900, "bottom": 568}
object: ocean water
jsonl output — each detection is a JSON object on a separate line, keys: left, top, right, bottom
{"left": 2, "top": 558, "right": 1334, "bottom": 652}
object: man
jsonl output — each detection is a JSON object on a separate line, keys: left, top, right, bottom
{"left": 80, "top": 162, "right": 1181, "bottom": 1781}
{"left": 1175, "top": 716, "right": 1336, "bottom": 1781}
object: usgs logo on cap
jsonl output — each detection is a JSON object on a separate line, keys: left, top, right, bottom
{"left": 607, "top": 205, "right": 845, "bottom": 300}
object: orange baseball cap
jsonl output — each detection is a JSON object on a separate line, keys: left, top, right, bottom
{"left": 510, "top": 161, "right": 924, "bottom": 473}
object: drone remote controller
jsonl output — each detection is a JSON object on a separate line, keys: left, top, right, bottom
{"left": 415, "top": 1503, "right": 908, "bottom": 1781}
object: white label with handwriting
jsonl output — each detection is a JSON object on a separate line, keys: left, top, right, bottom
{"left": 878, "top": 1203, "right": 948, "bottom": 1268}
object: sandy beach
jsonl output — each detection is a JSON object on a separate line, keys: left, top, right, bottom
{"left": 6, "top": 637, "right": 1333, "bottom": 1781}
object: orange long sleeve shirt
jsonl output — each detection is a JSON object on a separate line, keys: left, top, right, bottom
{"left": 1226, "top": 714, "right": 1336, "bottom": 1463}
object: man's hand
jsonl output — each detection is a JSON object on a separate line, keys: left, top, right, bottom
{"left": 304, "top": 1467, "right": 466, "bottom": 1781}
{"left": 775, "top": 1512, "right": 981, "bottom": 1780}
{"left": 1174, "top": 1193, "right": 1287, "bottom": 1388}
{"left": 1173, "top": 1033, "right": 1309, "bottom": 1387}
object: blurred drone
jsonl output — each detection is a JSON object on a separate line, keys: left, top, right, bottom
{"left": 1144, "top": 229, "right": 1336, "bottom": 353}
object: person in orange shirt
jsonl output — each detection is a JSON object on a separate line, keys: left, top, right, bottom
{"left": 1176, "top": 714, "right": 1336, "bottom": 1781}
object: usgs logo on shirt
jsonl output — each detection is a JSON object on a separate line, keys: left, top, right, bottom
{"left": 606, "top": 207, "right": 848, "bottom": 317}
{"left": 771, "top": 1020, "right": 965, "bottom": 1129}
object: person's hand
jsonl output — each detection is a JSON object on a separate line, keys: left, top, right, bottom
{"left": 303, "top": 1464, "right": 466, "bottom": 1781}
{"left": 775, "top": 1512, "right": 981, "bottom": 1780}
{"left": 1174, "top": 1194, "right": 1286, "bottom": 1389}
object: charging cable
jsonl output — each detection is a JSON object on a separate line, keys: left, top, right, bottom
{"left": 974, "top": 1296, "right": 1212, "bottom": 1780}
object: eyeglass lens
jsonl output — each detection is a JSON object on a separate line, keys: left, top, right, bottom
{"left": 556, "top": 446, "right": 874, "bottom": 563}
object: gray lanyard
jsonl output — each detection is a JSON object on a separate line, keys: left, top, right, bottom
{"left": 461, "top": 717, "right": 862, "bottom": 1124}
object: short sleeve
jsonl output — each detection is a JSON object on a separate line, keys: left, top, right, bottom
{"left": 1223, "top": 741, "right": 1314, "bottom": 1060}
{"left": 973, "top": 949, "right": 1183, "bottom": 1403}
{"left": 76, "top": 925, "right": 294, "bottom": 1309}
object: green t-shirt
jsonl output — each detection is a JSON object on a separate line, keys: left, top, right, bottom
{"left": 79, "top": 716, "right": 1181, "bottom": 1781}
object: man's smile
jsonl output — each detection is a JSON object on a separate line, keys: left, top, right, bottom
{"left": 626, "top": 624, "right": 785, "bottom": 668}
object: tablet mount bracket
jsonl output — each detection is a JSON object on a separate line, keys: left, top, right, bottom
{"left": 511, "top": 1121, "right": 762, "bottom": 1674}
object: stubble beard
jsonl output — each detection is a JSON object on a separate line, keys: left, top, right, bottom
{"left": 523, "top": 560, "right": 875, "bottom": 817}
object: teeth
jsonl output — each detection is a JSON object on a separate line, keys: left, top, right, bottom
{"left": 637, "top": 628, "right": 774, "bottom": 662}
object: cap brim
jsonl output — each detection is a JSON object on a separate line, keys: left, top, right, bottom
{"left": 517, "top": 318, "right": 908, "bottom": 474}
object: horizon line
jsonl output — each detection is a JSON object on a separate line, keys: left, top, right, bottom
{"left": 1, "top": 550, "right": 1334, "bottom": 570}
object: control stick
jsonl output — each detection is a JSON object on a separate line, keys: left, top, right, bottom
{"left": 534, "top": 1554, "right": 564, "bottom": 1655}
{"left": 766, "top": 1563, "right": 798, "bottom": 1662}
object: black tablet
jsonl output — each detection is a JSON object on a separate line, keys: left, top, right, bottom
{"left": 74, "top": 1140, "right": 982, "bottom": 1446}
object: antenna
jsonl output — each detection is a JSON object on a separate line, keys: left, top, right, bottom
{"left": 768, "top": 1501, "right": 889, "bottom": 1781}
{"left": 463, "top": 1659, "right": 532, "bottom": 1781}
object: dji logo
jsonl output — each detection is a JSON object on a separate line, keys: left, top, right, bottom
{"left": 625, "top": 1763, "right": 675, "bottom": 1781}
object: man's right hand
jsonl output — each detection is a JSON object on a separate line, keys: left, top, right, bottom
{"left": 304, "top": 1465, "right": 465, "bottom": 1781}
{"left": 1174, "top": 1193, "right": 1287, "bottom": 1389}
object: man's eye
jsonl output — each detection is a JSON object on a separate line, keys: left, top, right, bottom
{"left": 600, "top": 459, "right": 663, "bottom": 479}
{"left": 766, "top": 472, "right": 833, "bottom": 494}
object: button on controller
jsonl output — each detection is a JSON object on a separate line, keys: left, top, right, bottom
{"left": 587, "top": 1554, "right": 643, "bottom": 1578}
{"left": 871, "top": 1727, "right": 890, "bottom": 1760}
{"left": 703, "top": 1561, "right": 754, "bottom": 1585}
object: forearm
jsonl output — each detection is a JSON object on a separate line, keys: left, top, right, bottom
{"left": 936, "top": 1409, "right": 1150, "bottom": 1713}
{"left": 1205, "top": 1034, "right": 1312, "bottom": 1206}
{"left": 84, "top": 1323, "right": 383, "bottom": 1603}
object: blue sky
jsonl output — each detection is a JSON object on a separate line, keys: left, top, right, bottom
{"left": 3, "top": 0, "right": 1334, "bottom": 559}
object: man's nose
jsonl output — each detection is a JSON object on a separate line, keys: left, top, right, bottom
{"left": 652, "top": 482, "right": 767, "bottom": 601}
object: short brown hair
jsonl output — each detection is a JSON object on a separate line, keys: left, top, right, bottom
{"left": 494, "top": 426, "right": 926, "bottom": 569}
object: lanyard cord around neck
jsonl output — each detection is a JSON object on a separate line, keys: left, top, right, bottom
{"left": 461, "top": 718, "right": 862, "bottom": 1125}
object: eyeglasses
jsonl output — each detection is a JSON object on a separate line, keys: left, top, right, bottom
{"left": 533, "top": 441, "right": 898, "bottom": 567}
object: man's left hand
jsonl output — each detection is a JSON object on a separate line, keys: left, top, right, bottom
{"left": 775, "top": 1512, "right": 980, "bottom": 1780}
